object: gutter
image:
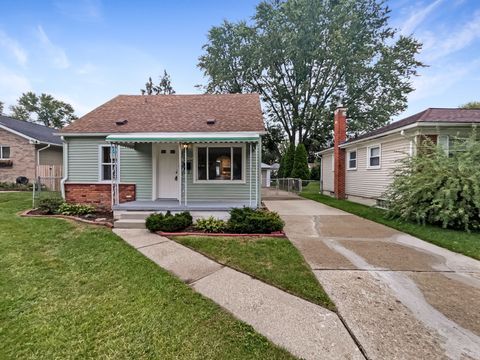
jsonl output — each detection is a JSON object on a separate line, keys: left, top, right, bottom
{"left": 60, "top": 138, "right": 68, "bottom": 199}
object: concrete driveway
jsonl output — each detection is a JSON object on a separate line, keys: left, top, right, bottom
{"left": 264, "top": 199, "right": 480, "bottom": 360}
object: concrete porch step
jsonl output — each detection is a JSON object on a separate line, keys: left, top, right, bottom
{"left": 114, "top": 219, "right": 146, "bottom": 229}
{"left": 114, "top": 210, "right": 155, "bottom": 220}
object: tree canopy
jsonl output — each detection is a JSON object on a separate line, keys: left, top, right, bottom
{"left": 10, "top": 92, "right": 77, "bottom": 128}
{"left": 198, "top": 0, "right": 424, "bottom": 149}
{"left": 141, "top": 70, "right": 176, "bottom": 95}
{"left": 460, "top": 101, "right": 480, "bottom": 109}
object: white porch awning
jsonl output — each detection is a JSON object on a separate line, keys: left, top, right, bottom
{"left": 105, "top": 132, "right": 261, "bottom": 143}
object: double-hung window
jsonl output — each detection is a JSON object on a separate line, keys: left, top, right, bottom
{"left": 99, "top": 145, "right": 113, "bottom": 181}
{"left": 195, "top": 145, "right": 244, "bottom": 182}
{"left": 347, "top": 150, "right": 357, "bottom": 170}
{"left": 0, "top": 146, "right": 10, "bottom": 159}
{"left": 438, "top": 135, "right": 467, "bottom": 157}
{"left": 367, "top": 145, "right": 381, "bottom": 169}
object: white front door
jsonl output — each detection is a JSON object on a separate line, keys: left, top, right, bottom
{"left": 157, "top": 145, "right": 179, "bottom": 199}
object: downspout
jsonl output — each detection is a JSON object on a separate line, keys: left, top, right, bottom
{"left": 60, "top": 138, "right": 68, "bottom": 199}
{"left": 37, "top": 143, "right": 50, "bottom": 192}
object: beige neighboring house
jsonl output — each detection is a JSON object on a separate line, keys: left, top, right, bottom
{"left": 319, "top": 108, "right": 480, "bottom": 206}
{"left": 0, "top": 116, "right": 63, "bottom": 184}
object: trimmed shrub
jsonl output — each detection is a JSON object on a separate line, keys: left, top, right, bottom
{"left": 386, "top": 132, "right": 480, "bottom": 231}
{"left": 58, "top": 203, "right": 95, "bottom": 216}
{"left": 227, "top": 207, "right": 284, "bottom": 234}
{"left": 291, "top": 143, "right": 310, "bottom": 180}
{"left": 145, "top": 211, "right": 193, "bottom": 232}
{"left": 194, "top": 216, "right": 227, "bottom": 233}
{"left": 38, "top": 195, "right": 64, "bottom": 214}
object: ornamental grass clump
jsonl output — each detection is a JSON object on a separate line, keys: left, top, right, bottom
{"left": 386, "top": 132, "right": 480, "bottom": 231}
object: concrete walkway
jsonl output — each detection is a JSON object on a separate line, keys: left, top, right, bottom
{"left": 264, "top": 199, "right": 480, "bottom": 360}
{"left": 113, "top": 228, "right": 363, "bottom": 360}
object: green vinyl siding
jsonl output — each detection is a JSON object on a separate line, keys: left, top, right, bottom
{"left": 67, "top": 137, "right": 106, "bottom": 182}
{"left": 66, "top": 137, "right": 260, "bottom": 205}
{"left": 66, "top": 137, "right": 152, "bottom": 201}
{"left": 120, "top": 143, "right": 152, "bottom": 200}
{"left": 183, "top": 143, "right": 260, "bottom": 206}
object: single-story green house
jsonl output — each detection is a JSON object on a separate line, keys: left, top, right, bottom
{"left": 58, "top": 94, "right": 265, "bottom": 217}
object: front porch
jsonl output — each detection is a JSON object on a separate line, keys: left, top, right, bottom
{"left": 113, "top": 198, "right": 250, "bottom": 211}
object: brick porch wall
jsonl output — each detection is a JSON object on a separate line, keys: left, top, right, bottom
{"left": 64, "top": 183, "right": 136, "bottom": 209}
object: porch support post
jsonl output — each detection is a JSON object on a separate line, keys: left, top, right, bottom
{"left": 110, "top": 143, "right": 119, "bottom": 207}
{"left": 184, "top": 144, "right": 188, "bottom": 207}
{"left": 249, "top": 143, "right": 252, "bottom": 207}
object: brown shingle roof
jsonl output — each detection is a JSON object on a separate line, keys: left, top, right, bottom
{"left": 60, "top": 94, "right": 265, "bottom": 134}
{"left": 346, "top": 108, "right": 480, "bottom": 144}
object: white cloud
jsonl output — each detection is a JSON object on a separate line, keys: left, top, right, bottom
{"left": 0, "top": 64, "right": 32, "bottom": 107}
{"left": 54, "top": 0, "right": 102, "bottom": 21}
{"left": 36, "top": 25, "right": 70, "bottom": 69}
{"left": 425, "top": 11, "right": 480, "bottom": 60}
{"left": 76, "top": 62, "right": 97, "bottom": 75}
{"left": 0, "top": 31, "right": 27, "bottom": 65}
{"left": 400, "top": 0, "right": 443, "bottom": 36}
{"left": 409, "top": 59, "right": 480, "bottom": 102}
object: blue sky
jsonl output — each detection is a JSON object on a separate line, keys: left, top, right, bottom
{"left": 0, "top": 0, "right": 479, "bottom": 121}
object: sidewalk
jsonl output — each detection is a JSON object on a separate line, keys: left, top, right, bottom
{"left": 113, "top": 228, "right": 363, "bottom": 360}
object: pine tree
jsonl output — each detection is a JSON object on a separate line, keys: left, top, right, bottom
{"left": 277, "top": 155, "right": 286, "bottom": 178}
{"left": 283, "top": 143, "right": 295, "bottom": 178}
{"left": 291, "top": 144, "right": 310, "bottom": 180}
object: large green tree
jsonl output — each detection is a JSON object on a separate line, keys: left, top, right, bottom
{"left": 460, "top": 101, "right": 480, "bottom": 109}
{"left": 141, "top": 70, "right": 176, "bottom": 95}
{"left": 198, "top": 0, "right": 424, "bottom": 148}
{"left": 10, "top": 92, "right": 77, "bottom": 128}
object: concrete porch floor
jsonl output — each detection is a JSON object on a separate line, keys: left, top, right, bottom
{"left": 113, "top": 199, "right": 253, "bottom": 211}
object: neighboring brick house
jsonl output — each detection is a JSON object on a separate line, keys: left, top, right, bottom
{"left": 319, "top": 107, "right": 480, "bottom": 206}
{"left": 0, "top": 116, "right": 63, "bottom": 183}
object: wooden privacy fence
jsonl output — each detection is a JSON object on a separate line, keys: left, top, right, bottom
{"left": 37, "top": 165, "right": 62, "bottom": 191}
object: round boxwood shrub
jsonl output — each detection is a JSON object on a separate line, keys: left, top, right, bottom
{"left": 145, "top": 211, "right": 193, "bottom": 232}
{"left": 227, "top": 207, "right": 284, "bottom": 234}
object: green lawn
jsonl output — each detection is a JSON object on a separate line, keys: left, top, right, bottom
{"left": 301, "top": 182, "right": 480, "bottom": 260}
{"left": 0, "top": 192, "right": 294, "bottom": 359}
{"left": 172, "top": 235, "right": 335, "bottom": 310}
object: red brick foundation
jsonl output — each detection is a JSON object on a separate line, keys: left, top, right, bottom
{"left": 64, "top": 183, "right": 136, "bottom": 209}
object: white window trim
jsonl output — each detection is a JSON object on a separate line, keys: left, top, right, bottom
{"left": 438, "top": 134, "right": 450, "bottom": 154}
{"left": 0, "top": 145, "right": 10, "bottom": 159}
{"left": 331, "top": 154, "right": 334, "bottom": 172}
{"left": 193, "top": 143, "right": 247, "bottom": 184}
{"left": 347, "top": 149, "right": 357, "bottom": 170}
{"left": 98, "top": 144, "right": 120, "bottom": 183}
{"left": 366, "top": 144, "right": 381, "bottom": 169}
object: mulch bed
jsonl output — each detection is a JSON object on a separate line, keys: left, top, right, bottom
{"left": 20, "top": 209, "right": 114, "bottom": 228}
{"left": 156, "top": 230, "right": 285, "bottom": 237}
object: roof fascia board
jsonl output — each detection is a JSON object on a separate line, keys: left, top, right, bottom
{"left": 0, "top": 124, "right": 37, "bottom": 143}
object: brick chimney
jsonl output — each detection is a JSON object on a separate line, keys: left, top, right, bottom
{"left": 333, "top": 106, "right": 347, "bottom": 199}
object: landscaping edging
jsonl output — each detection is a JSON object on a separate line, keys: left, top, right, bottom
{"left": 19, "top": 209, "right": 114, "bottom": 228}
{"left": 156, "top": 230, "right": 286, "bottom": 237}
